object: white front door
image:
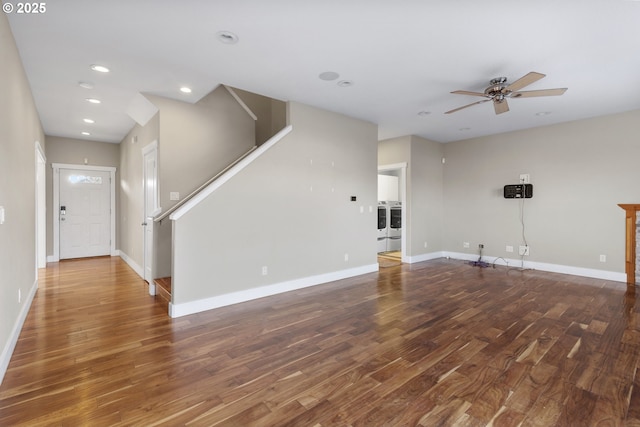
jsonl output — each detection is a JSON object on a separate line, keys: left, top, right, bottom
{"left": 59, "top": 169, "right": 111, "bottom": 259}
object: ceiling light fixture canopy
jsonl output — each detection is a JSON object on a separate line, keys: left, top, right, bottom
{"left": 83, "top": 118, "right": 95, "bottom": 124}
{"left": 180, "top": 87, "right": 192, "bottom": 94}
{"left": 86, "top": 98, "right": 101, "bottom": 104}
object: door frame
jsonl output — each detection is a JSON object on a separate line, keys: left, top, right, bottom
{"left": 378, "top": 163, "right": 407, "bottom": 261}
{"left": 142, "top": 140, "right": 160, "bottom": 294}
{"left": 51, "top": 163, "right": 116, "bottom": 262}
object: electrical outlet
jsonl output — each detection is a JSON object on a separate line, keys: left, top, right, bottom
{"left": 479, "top": 244, "right": 484, "bottom": 249}
{"left": 519, "top": 174, "right": 531, "bottom": 184}
{"left": 424, "top": 242, "right": 428, "bottom": 248}
{"left": 18, "top": 288, "right": 21, "bottom": 303}
{"left": 519, "top": 245, "right": 530, "bottom": 256}
{"left": 344, "top": 253, "right": 349, "bottom": 262}
{"left": 261, "top": 266, "right": 268, "bottom": 276}
{"left": 463, "top": 242, "right": 470, "bottom": 248}
{"left": 506, "top": 245, "right": 514, "bottom": 253}
{"left": 600, "top": 255, "right": 607, "bottom": 263}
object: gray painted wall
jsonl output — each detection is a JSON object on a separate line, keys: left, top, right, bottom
{"left": 442, "top": 110, "right": 640, "bottom": 272}
{"left": 409, "top": 136, "right": 445, "bottom": 256}
{"left": 0, "top": 12, "right": 45, "bottom": 382}
{"left": 232, "top": 87, "right": 287, "bottom": 145}
{"left": 147, "top": 86, "right": 256, "bottom": 214}
{"left": 172, "top": 102, "right": 378, "bottom": 305}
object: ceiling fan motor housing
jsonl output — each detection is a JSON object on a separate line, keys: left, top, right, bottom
{"left": 485, "top": 77, "right": 509, "bottom": 100}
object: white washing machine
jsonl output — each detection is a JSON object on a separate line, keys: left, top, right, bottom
{"left": 377, "top": 202, "right": 388, "bottom": 253}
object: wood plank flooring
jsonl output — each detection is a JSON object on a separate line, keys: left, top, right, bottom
{"left": 1, "top": 256, "right": 640, "bottom": 426}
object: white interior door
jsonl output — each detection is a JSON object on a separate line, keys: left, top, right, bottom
{"left": 143, "top": 141, "right": 160, "bottom": 291}
{"left": 59, "top": 169, "right": 111, "bottom": 259}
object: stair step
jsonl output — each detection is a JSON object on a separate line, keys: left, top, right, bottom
{"left": 154, "top": 277, "right": 171, "bottom": 303}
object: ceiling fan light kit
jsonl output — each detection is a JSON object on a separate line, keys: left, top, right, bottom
{"left": 445, "top": 71, "right": 567, "bottom": 115}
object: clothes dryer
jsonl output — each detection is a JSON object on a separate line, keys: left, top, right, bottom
{"left": 387, "top": 202, "right": 401, "bottom": 252}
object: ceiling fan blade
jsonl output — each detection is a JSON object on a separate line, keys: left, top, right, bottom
{"left": 451, "top": 90, "right": 488, "bottom": 98}
{"left": 445, "top": 99, "right": 490, "bottom": 114}
{"left": 505, "top": 71, "right": 545, "bottom": 93}
{"left": 510, "top": 88, "right": 568, "bottom": 98}
{"left": 494, "top": 99, "right": 509, "bottom": 115}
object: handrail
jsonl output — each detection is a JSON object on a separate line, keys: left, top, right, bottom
{"left": 154, "top": 145, "right": 258, "bottom": 223}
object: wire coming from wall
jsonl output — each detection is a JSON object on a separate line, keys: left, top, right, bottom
{"left": 469, "top": 244, "right": 490, "bottom": 268}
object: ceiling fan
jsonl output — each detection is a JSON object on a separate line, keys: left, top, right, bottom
{"left": 445, "top": 72, "right": 567, "bottom": 115}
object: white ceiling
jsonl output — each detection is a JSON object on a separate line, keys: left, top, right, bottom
{"left": 7, "top": 0, "right": 640, "bottom": 144}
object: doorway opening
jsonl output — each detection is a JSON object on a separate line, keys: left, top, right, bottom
{"left": 378, "top": 163, "right": 407, "bottom": 265}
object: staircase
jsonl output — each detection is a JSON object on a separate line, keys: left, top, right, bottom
{"left": 149, "top": 146, "right": 259, "bottom": 309}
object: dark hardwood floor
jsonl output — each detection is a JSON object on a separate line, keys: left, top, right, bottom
{"left": 1, "top": 256, "right": 640, "bottom": 426}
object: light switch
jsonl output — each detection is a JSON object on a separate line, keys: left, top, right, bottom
{"left": 0, "top": 206, "right": 5, "bottom": 224}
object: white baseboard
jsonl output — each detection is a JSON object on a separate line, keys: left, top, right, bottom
{"left": 48, "top": 250, "right": 120, "bottom": 264}
{"left": 0, "top": 278, "right": 38, "bottom": 386}
{"left": 443, "top": 251, "right": 626, "bottom": 282}
{"left": 405, "top": 251, "right": 445, "bottom": 264}
{"left": 118, "top": 250, "right": 143, "bottom": 279}
{"left": 169, "top": 263, "right": 379, "bottom": 318}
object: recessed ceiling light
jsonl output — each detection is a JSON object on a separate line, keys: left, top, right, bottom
{"left": 78, "top": 81, "right": 94, "bottom": 89}
{"left": 216, "top": 31, "right": 239, "bottom": 44}
{"left": 81, "top": 132, "right": 91, "bottom": 136}
{"left": 337, "top": 80, "right": 354, "bottom": 87}
{"left": 180, "top": 87, "right": 192, "bottom": 94}
{"left": 417, "top": 110, "right": 431, "bottom": 117}
{"left": 319, "top": 71, "right": 340, "bottom": 81}
{"left": 86, "top": 98, "right": 101, "bottom": 104}
{"left": 90, "top": 64, "right": 110, "bottom": 73}
{"left": 535, "top": 111, "right": 552, "bottom": 116}
{"left": 83, "top": 118, "right": 95, "bottom": 124}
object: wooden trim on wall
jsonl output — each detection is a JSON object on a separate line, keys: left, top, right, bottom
{"left": 618, "top": 204, "right": 640, "bottom": 286}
